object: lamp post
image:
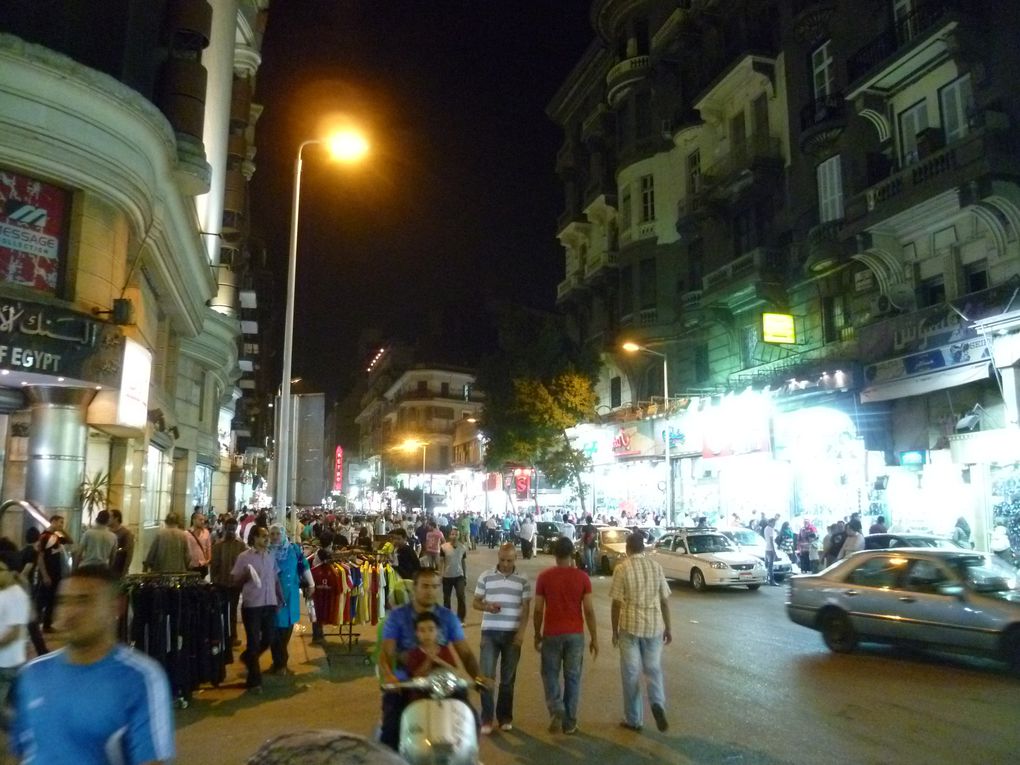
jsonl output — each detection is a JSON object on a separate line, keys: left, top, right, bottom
{"left": 622, "top": 341, "right": 674, "bottom": 525}
{"left": 398, "top": 438, "right": 429, "bottom": 514}
{"left": 278, "top": 129, "right": 369, "bottom": 541}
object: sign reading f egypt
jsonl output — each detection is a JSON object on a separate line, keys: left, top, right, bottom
{"left": 762, "top": 312, "right": 796, "bottom": 344}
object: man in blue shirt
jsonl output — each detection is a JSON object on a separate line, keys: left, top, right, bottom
{"left": 11, "top": 565, "right": 175, "bottom": 764}
{"left": 378, "top": 567, "right": 484, "bottom": 751}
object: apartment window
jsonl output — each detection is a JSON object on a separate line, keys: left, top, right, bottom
{"left": 919, "top": 275, "right": 945, "bottom": 307}
{"left": 439, "top": 446, "right": 450, "bottom": 469}
{"left": 462, "top": 383, "right": 473, "bottom": 401}
{"left": 620, "top": 264, "right": 634, "bottom": 316}
{"left": 620, "top": 185, "right": 632, "bottom": 231}
{"left": 899, "top": 99, "right": 929, "bottom": 165}
{"left": 417, "top": 380, "right": 428, "bottom": 394}
{"left": 964, "top": 261, "right": 988, "bottom": 293}
{"left": 811, "top": 40, "right": 835, "bottom": 99}
{"left": 639, "top": 258, "right": 657, "bottom": 309}
{"left": 894, "top": 0, "right": 917, "bottom": 40}
{"left": 610, "top": 376, "right": 622, "bottom": 408}
{"left": 817, "top": 155, "right": 844, "bottom": 223}
{"left": 823, "top": 294, "right": 851, "bottom": 343}
{"left": 687, "top": 150, "right": 701, "bottom": 195}
{"left": 730, "top": 111, "right": 747, "bottom": 157}
{"left": 640, "top": 175, "right": 655, "bottom": 223}
{"left": 694, "top": 344, "right": 710, "bottom": 383}
{"left": 440, "top": 382, "right": 449, "bottom": 397}
{"left": 940, "top": 74, "right": 974, "bottom": 144}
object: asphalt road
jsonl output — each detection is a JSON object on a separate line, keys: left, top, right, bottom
{"left": 174, "top": 545, "right": 1020, "bottom": 765}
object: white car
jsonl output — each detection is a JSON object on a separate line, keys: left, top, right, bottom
{"left": 651, "top": 529, "right": 766, "bottom": 591}
{"left": 718, "top": 527, "right": 794, "bottom": 581}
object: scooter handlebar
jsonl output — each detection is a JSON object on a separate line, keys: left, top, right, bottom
{"left": 380, "top": 670, "right": 474, "bottom": 696}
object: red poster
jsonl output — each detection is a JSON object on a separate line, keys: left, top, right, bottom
{"left": 0, "top": 170, "right": 70, "bottom": 294}
{"left": 333, "top": 446, "right": 343, "bottom": 491}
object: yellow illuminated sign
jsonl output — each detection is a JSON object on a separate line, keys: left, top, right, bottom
{"left": 762, "top": 312, "right": 796, "bottom": 344}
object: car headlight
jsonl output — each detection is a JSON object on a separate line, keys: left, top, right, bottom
{"left": 709, "top": 561, "right": 729, "bottom": 570}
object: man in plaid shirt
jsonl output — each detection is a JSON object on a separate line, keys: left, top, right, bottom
{"left": 609, "top": 532, "right": 672, "bottom": 733}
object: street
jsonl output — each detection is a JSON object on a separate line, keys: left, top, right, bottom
{"left": 175, "top": 544, "right": 1020, "bottom": 764}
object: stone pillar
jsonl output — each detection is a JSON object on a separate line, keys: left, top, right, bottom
{"left": 25, "top": 387, "right": 96, "bottom": 541}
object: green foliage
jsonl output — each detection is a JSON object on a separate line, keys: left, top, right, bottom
{"left": 79, "top": 470, "right": 110, "bottom": 523}
{"left": 477, "top": 306, "right": 600, "bottom": 510}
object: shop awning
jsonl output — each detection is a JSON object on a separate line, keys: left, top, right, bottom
{"left": 859, "top": 362, "right": 991, "bottom": 403}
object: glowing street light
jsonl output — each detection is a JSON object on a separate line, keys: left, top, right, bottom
{"left": 622, "top": 341, "right": 674, "bottom": 524}
{"left": 278, "top": 126, "right": 369, "bottom": 541}
{"left": 398, "top": 438, "right": 429, "bottom": 513}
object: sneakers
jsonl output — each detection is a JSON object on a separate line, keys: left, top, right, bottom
{"left": 562, "top": 722, "right": 578, "bottom": 735}
{"left": 548, "top": 713, "right": 562, "bottom": 734}
{"left": 500, "top": 723, "right": 513, "bottom": 732}
{"left": 619, "top": 721, "right": 642, "bottom": 732}
{"left": 480, "top": 724, "right": 493, "bottom": 736}
{"left": 651, "top": 703, "right": 669, "bottom": 732}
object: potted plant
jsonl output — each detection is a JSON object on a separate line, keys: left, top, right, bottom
{"left": 79, "top": 470, "right": 110, "bottom": 524}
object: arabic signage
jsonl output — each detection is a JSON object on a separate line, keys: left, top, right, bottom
{"left": 864, "top": 336, "right": 990, "bottom": 386}
{"left": 0, "top": 169, "right": 71, "bottom": 295}
{"left": 0, "top": 297, "right": 122, "bottom": 384}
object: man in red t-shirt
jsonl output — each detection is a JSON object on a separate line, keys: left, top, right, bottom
{"left": 533, "top": 536, "right": 598, "bottom": 735}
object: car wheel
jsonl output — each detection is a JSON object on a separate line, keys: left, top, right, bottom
{"left": 690, "top": 568, "right": 707, "bottom": 592}
{"left": 600, "top": 556, "right": 611, "bottom": 575}
{"left": 774, "top": 574, "right": 786, "bottom": 583}
{"left": 747, "top": 584, "right": 761, "bottom": 591}
{"left": 819, "top": 609, "right": 857, "bottom": 653}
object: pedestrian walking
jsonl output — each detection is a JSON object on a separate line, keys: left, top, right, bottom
{"left": 74, "top": 510, "right": 118, "bottom": 570}
{"left": 11, "top": 566, "right": 175, "bottom": 763}
{"left": 268, "top": 524, "right": 314, "bottom": 675}
{"left": 533, "top": 536, "right": 598, "bottom": 735}
{"left": 185, "top": 511, "right": 212, "bottom": 578}
{"left": 231, "top": 526, "right": 283, "bottom": 693}
{"left": 473, "top": 543, "right": 531, "bottom": 734}
{"left": 35, "top": 515, "right": 72, "bottom": 632}
{"left": 610, "top": 533, "right": 671, "bottom": 733}
{"left": 422, "top": 521, "right": 444, "bottom": 569}
{"left": 518, "top": 516, "right": 536, "bottom": 560}
{"left": 144, "top": 512, "right": 190, "bottom": 574}
{"left": 439, "top": 529, "right": 469, "bottom": 622}
{"left": 108, "top": 509, "right": 135, "bottom": 577}
{"left": 210, "top": 518, "right": 247, "bottom": 647}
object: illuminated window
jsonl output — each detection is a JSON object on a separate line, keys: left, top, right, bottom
{"left": 143, "top": 446, "right": 173, "bottom": 529}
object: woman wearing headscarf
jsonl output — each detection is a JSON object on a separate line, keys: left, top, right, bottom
{"left": 268, "top": 524, "right": 314, "bottom": 675}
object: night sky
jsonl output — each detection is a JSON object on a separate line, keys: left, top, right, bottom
{"left": 250, "top": 1, "right": 594, "bottom": 401}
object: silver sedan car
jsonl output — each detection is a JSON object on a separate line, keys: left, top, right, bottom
{"left": 786, "top": 548, "right": 1020, "bottom": 671}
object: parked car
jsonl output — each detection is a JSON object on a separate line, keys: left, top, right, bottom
{"left": 595, "top": 526, "right": 632, "bottom": 574}
{"left": 536, "top": 521, "right": 577, "bottom": 554}
{"left": 786, "top": 548, "right": 1020, "bottom": 670}
{"left": 650, "top": 529, "right": 766, "bottom": 591}
{"left": 718, "top": 526, "right": 794, "bottom": 581}
{"left": 864, "top": 533, "right": 966, "bottom": 550}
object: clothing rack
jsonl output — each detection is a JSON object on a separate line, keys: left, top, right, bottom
{"left": 307, "top": 550, "right": 392, "bottom": 660}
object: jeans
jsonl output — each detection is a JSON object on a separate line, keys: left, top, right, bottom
{"left": 582, "top": 546, "right": 596, "bottom": 574}
{"left": 479, "top": 629, "right": 521, "bottom": 725}
{"left": 241, "top": 605, "right": 277, "bottom": 688}
{"left": 540, "top": 632, "right": 584, "bottom": 727}
{"left": 442, "top": 575, "right": 467, "bottom": 621}
{"left": 618, "top": 631, "right": 665, "bottom": 727}
{"left": 765, "top": 550, "right": 777, "bottom": 583}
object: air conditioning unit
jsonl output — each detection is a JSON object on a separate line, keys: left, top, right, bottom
{"left": 870, "top": 294, "right": 896, "bottom": 317}
{"left": 871, "top": 287, "right": 916, "bottom": 317}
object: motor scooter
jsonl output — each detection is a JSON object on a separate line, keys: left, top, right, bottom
{"left": 381, "top": 669, "right": 480, "bottom": 765}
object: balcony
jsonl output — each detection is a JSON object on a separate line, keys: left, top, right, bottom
{"left": 791, "top": 0, "right": 838, "bottom": 45}
{"left": 846, "top": 0, "right": 968, "bottom": 99}
{"left": 702, "top": 134, "right": 784, "bottom": 201}
{"left": 619, "top": 220, "right": 657, "bottom": 248}
{"left": 841, "top": 127, "right": 1020, "bottom": 238}
{"left": 606, "top": 55, "right": 651, "bottom": 107}
{"left": 584, "top": 249, "right": 619, "bottom": 280}
{"left": 799, "top": 93, "right": 848, "bottom": 156}
{"left": 694, "top": 51, "right": 778, "bottom": 124}
{"left": 803, "top": 220, "right": 849, "bottom": 275}
{"left": 701, "top": 247, "right": 786, "bottom": 311}
{"left": 676, "top": 195, "right": 716, "bottom": 240}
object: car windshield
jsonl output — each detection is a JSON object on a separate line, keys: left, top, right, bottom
{"left": 601, "top": 530, "right": 628, "bottom": 545}
{"left": 952, "top": 554, "right": 1019, "bottom": 596}
{"left": 728, "top": 530, "right": 759, "bottom": 546}
{"left": 686, "top": 534, "right": 735, "bottom": 554}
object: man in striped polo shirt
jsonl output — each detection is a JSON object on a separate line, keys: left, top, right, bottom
{"left": 472, "top": 542, "right": 531, "bottom": 734}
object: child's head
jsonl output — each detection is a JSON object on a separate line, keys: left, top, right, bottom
{"left": 414, "top": 611, "right": 441, "bottom": 647}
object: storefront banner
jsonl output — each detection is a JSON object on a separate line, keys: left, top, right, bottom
{"left": 700, "top": 395, "right": 772, "bottom": 459}
{"left": 0, "top": 170, "right": 70, "bottom": 295}
{"left": 857, "top": 282, "right": 1016, "bottom": 360}
{"left": 611, "top": 420, "right": 657, "bottom": 458}
{"left": 0, "top": 296, "right": 122, "bottom": 383}
{"left": 860, "top": 362, "right": 990, "bottom": 403}
{"left": 864, "top": 336, "right": 990, "bottom": 386}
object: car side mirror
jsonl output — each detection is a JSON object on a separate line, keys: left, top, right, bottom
{"left": 935, "top": 583, "right": 965, "bottom": 599}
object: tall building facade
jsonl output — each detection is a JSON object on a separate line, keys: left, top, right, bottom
{"left": 550, "top": 0, "right": 1020, "bottom": 546}
{"left": 0, "top": 0, "right": 271, "bottom": 562}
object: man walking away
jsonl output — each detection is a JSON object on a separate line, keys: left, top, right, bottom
{"left": 439, "top": 529, "right": 469, "bottom": 622}
{"left": 763, "top": 517, "right": 778, "bottom": 586}
{"left": 518, "top": 516, "right": 536, "bottom": 560}
{"left": 75, "top": 510, "right": 118, "bottom": 570}
{"left": 35, "top": 516, "right": 72, "bottom": 632}
{"left": 211, "top": 518, "right": 247, "bottom": 647}
{"left": 473, "top": 543, "right": 531, "bottom": 734}
{"left": 11, "top": 566, "right": 175, "bottom": 763}
{"left": 231, "top": 527, "right": 282, "bottom": 693}
{"left": 422, "top": 522, "right": 444, "bottom": 570}
{"left": 533, "top": 536, "right": 598, "bottom": 735}
{"left": 108, "top": 510, "right": 135, "bottom": 577}
{"left": 610, "top": 533, "right": 671, "bottom": 733}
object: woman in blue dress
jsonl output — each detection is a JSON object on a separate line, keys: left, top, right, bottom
{"left": 269, "top": 523, "right": 314, "bottom": 674}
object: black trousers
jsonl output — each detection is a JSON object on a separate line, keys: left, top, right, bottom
{"left": 442, "top": 575, "right": 467, "bottom": 621}
{"left": 37, "top": 576, "right": 61, "bottom": 630}
{"left": 241, "top": 605, "right": 276, "bottom": 688}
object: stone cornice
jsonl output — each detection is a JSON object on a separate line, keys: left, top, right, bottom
{"left": 180, "top": 309, "right": 241, "bottom": 392}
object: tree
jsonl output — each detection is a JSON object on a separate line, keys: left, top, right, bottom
{"left": 477, "top": 305, "right": 600, "bottom": 514}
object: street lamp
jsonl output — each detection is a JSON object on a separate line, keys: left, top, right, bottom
{"left": 622, "top": 341, "right": 674, "bottom": 525}
{"left": 399, "top": 438, "right": 429, "bottom": 514}
{"left": 278, "top": 128, "right": 369, "bottom": 541}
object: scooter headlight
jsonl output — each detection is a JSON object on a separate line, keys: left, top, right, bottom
{"left": 428, "top": 669, "right": 461, "bottom": 698}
